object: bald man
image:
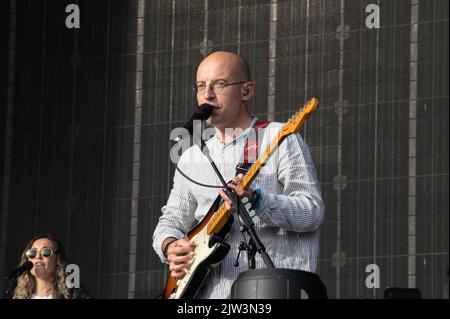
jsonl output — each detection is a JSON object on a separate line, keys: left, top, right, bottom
{"left": 152, "top": 51, "right": 325, "bottom": 298}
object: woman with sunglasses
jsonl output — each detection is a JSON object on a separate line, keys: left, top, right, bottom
{"left": 10, "top": 233, "right": 91, "bottom": 299}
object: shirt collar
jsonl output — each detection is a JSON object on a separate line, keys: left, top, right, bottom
{"left": 213, "top": 116, "right": 258, "bottom": 146}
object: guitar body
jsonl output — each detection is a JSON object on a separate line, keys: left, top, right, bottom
{"left": 163, "top": 195, "right": 234, "bottom": 299}
{"left": 162, "top": 97, "right": 319, "bottom": 299}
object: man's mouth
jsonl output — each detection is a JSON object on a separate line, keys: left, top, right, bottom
{"left": 210, "top": 107, "right": 221, "bottom": 115}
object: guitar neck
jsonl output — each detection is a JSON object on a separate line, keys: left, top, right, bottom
{"left": 239, "top": 131, "right": 285, "bottom": 189}
{"left": 205, "top": 96, "right": 318, "bottom": 236}
{"left": 206, "top": 131, "right": 286, "bottom": 235}
{"left": 240, "top": 111, "right": 310, "bottom": 189}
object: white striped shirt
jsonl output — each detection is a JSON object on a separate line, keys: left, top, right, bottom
{"left": 152, "top": 117, "right": 325, "bottom": 298}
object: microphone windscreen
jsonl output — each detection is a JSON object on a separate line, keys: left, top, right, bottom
{"left": 194, "top": 103, "right": 213, "bottom": 119}
{"left": 23, "top": 260, "right": 33, "bottom": 270}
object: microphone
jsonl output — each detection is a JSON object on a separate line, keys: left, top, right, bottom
{"left": 5, "top": 261, "right": 33, "bottom": 280}
{"left": 174, "top": 103, "right": 213, "bottom": 143}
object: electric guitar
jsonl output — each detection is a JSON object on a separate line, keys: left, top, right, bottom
{"left": 163, "top": 97, "right": 319, "bottom": 299}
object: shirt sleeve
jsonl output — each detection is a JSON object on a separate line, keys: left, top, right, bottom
{"left": 254, "top": 132, "right": 325, "bottom": 232}
{"left": 152, "top": 161, "right": 198, "bottom": 263}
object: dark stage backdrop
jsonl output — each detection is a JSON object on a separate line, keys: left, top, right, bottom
{"left": 0, "top": 0, "right": 448, "bottom": 298}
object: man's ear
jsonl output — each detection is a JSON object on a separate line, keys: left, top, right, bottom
{"left": 242, "top": 82, "right": 254, "bottom": 103}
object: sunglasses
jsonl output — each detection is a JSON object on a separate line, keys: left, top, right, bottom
{"left": 26, "top": 247, "right": 55, "bottom": 259}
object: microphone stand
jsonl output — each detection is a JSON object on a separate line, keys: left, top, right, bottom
{"left": 196, "top": 131, "right": 275, "bottom": 270}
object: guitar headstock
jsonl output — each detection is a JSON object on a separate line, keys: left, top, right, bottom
{"left": 281, "top": 97, "right": 319, "bottom": 136}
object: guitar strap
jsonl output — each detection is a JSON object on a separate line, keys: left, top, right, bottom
{"left": 235, "top": 120, "right": 270, "bottom": 175}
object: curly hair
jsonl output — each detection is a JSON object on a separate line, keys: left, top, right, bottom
{"left": 12, "top": 234, "right": 71, "bottom": 299}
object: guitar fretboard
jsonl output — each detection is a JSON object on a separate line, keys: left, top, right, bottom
{"left": 206, "top": 131, "right": 284, "bottom": 235}
{"left": 205, "top": 97, "right": 318, "bottom": 236}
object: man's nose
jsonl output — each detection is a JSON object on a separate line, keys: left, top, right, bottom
{"left": 204, "top": 84, "right": 215, "bottom": 100}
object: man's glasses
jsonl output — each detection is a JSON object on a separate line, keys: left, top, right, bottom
{"left": 26, "top": 247, "right": 55, "bottom": 259}
{"left": 193, "top": 80, "right": 247, "bottom": 95}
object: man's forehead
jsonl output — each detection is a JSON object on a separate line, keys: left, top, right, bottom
{"left": 196, "top": 61, "right": 243, "bottom": 81}
{"left": 195, "top": 78, "right": 227, "bottom": 83}
{"left": 197, "top": 61, "right": 233, "bottom": 77}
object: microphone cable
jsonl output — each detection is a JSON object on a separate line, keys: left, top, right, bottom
{"left": 171, "top": 103, "right": 224, "bottom": 189}
{"left": 174, "top": 164, "right": 223, "bottom": 189}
